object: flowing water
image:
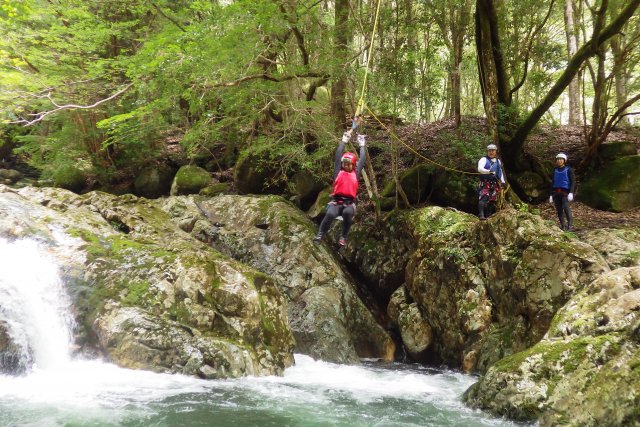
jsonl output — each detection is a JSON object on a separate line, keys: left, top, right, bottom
{"left": 0, "top": 239, "right": 521, "bottom": 427}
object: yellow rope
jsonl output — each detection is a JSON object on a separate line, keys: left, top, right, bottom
{"left": 355, "top": 0, "right": 383, "bottom": 117}
{"left": 365, "top": 105, "right": 482, "bottom": 176}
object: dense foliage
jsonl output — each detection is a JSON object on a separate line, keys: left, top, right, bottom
{"left": 1, "top": 0, "right": 638, "bottom": 190}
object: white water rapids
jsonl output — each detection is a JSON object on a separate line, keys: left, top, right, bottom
{"left": 0, "top": 238, "right": 521, "bottom": 426}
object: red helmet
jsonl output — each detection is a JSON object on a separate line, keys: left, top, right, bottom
{"left": 341, "top": 152, "right": 357, "bottom": 167}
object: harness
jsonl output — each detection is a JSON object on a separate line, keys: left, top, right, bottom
{"left": 330, "top": 195, "right": 355, "bottom": 206}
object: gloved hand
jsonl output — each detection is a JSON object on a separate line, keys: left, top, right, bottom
{"left": 357, "top": 134, "right": 366, "bottom": 147}
{"left": 341, "top": 131, "right": 351, "bottom": 143}
{"left": 568, "top": 193, "right": 574, "bottom": 202}
{"left": 549, "top": 196, "right": 553, "bottom": 204}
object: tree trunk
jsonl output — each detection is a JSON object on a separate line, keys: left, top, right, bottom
{"left": 475, "top": 0, "right": 508, "bottom": 145}
{"left": 564, "top": 0, "right": 581, "bottom": 125}
{"left": 330, "top": 0, "right": 350, "bottom": 131}
{"left": 507, "top": 0, "right": 640, "bottom": 168}
{"left": 610, "top": 36, "right": 630, "bottom": 127}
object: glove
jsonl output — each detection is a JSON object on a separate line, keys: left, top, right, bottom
{"left": 341, "top": 131, "right": 351, "bottom": 143}
{"left": 549, "top": 196, "right": 553, "bottom": 204}
{"left": 568, "top": 193, "right": 574, "bottom": 202}
{"left": 357, "top": 134, "right": 366, "bottom": 147}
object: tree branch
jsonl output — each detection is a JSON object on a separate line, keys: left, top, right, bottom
{"left": 510, "top": 0, "right": 640, "bottom": 149}
{"left": 13, "top": 83, "right": 134, "bottom": 126}
{"left": 207, "top": 72, "right": 330, "bottom": 88}
{"left": 151, "top": 2, "right": 187, "bottom": 32}
{"left": 509, "top": 0, "right": 556, "bottom": 99}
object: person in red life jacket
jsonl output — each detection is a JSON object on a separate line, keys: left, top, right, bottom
{"left": 549, "top": 152, "right": 576, "bottom": 231}
{"left": 477, "top": 144, "right": 506, "bottom": 220}
{"left": 313, "top": 130, "right": 367, "bottom": 246}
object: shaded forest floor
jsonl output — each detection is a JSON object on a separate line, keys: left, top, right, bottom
{"left": 364, "top": 116, "right": 640, "bottom": 230}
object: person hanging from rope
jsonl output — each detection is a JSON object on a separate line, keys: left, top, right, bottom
{"left": 477, "top": 144, "right": 506, "bottom": 220}
{"left": 313, "top": 124, "right": 367, "bottom": 247}
{"left": 549, "top": 152, "right": 576, "bottom": 231}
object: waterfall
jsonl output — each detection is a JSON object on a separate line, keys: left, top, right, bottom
{"left": 0, "top": 238, "right": 75, "bottom": 373}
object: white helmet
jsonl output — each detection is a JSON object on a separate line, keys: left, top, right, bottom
{"left": 486, "top": 144, "right": 498, "bottom": 150}
{"left": 556, "top": 153, "right": 567, "bottom": 161}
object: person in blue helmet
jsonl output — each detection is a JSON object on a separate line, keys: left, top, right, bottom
{"left": 477, "top": 144, "right": 506, "bottom": 220}
{"left": 549, "top": 152, "right": 576, "bottom": 231}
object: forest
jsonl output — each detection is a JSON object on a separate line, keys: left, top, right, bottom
{"left": 1, "top": 0, "right": 639, "bottom": 202}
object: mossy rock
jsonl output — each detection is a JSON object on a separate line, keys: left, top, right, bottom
{"left": 306, "top": 186, "right": 332, "bottom": 220}
{"left": 429, "top": 170, "right": 478, "bottom": 212}
{"left": 234, "top": 153, "right": 284, "bottom": 195}
{"left": 510, "top": 170, "right": 548, "bottom": 203}
{"left": 199, "top": 182, "right": 230, "bottom": 197}
{"left": 170, "top": 165, "right": 211, "bottom": 196}
{"left": 52, "top": 165, "right": 86, "bottom": 193}
{"left": 381, "top": 164, "right": 435, "bottom": 206}
{"left": 292, "top": 170, "right": 325, "bottom": 210}
{"left": 580, "top": 155, "right": 640, "bottom": 212}
{"left": 134, "top": 165, "right": 175, "bottom": 199}
{"left": 597, "top": 141, "right": 637, "bottom": 162}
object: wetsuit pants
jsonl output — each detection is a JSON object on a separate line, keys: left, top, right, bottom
{"left": 317, "top": 203, "right": 355, "bottom": 238}
{"left": 552, "top": 193, "right": 573, "bottom": 230}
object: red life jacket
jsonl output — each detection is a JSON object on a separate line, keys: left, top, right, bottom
{"left": 332, "top": 170, "right": 358, "bottom": 199}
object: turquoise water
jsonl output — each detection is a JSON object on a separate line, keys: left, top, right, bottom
{"left": 0, "top": 239, "right": 521, "bottom": 427}
{"left": 0, "top": 355, "right": 520, "bottom": 427}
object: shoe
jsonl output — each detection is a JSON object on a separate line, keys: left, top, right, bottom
{"left": 338, "top": 237, "right": 346, "bottom": 246}
{"left": 313, "top": 234, "right": 323, "bottom": 244}
{"left": 478, "top": 216, "right": 487, "bottom": 221}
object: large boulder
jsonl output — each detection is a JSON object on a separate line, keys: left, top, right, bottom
{"left": 597, "top": 140, "right": 638, "bottom": 162}
{"left": 160, "top": 194, "right": 396, "bottom": 364}
{"left": 380, "top": 164, "right": 434, "bottom": 206}
{"left": 234, "top": 153, "right": 284, "bottom": 195}
{"left": 464, "top": 267, "right": 640, "bottom": 426}
{"left": 0, "top": 185, "right": 294, "bottom": 378}
{"left": 403, "top": 207, "right": 608, "bottom": 372}
{"left": 582, "top": 228, "right": 640, "bottom": 269}
{"left": 134, "top": 165, "right": 175, "bottom": 198}
{"left": 52, "top": 165, "right": 86, "bottom": 193}
{"left": 170, "top": 165, "right": 211, "bottom": 196}
{"left": 580, "top": 155, "right": 640, "bottom": 212}
{"left": 429, "top": 170, "right": 478, "bottom": 213}
{"left": 292, "top": 171, "right": 325, "bottom": 210}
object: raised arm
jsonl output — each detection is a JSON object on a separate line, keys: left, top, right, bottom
{"left": 333, "top": 131, "right": 351, "bottom": 179}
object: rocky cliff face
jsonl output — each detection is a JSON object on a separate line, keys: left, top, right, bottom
{"left": 0, "top": 186, "right": 294, "bottom": 378}
{"left": 158, "top": 195, "right": 396, "bottom": 363}
{"left": 344, "top": 207, "right": 608, "bottom": 372}
{"left": 464, "top": 266, "right": 640, "bottom": 426}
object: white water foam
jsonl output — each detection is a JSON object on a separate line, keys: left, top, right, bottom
{"left": 0, "top": 239, "right": 75, "bottom": 369}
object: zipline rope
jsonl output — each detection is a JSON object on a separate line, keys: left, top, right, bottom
{"left": 355, "top": 0, "right": 384, "bottom": 117}
{"left": 349, "top": 0, "right": 511, "bottom": 207}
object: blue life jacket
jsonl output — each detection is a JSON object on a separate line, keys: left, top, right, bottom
{"left": 483, "top": 157, "right": 503, "bottom": 181}
{"left": 553, "top": 166, "right": 571, "bottom": 190}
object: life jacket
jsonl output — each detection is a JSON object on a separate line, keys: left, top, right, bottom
{"left": 481, "top": 157, "right": 503, "bottom": 181}
{"left": 552, "top": 166, "right": 571, "bottom": 190}
{"left": 332, "top": 169, "right": 358, "bottom": 199}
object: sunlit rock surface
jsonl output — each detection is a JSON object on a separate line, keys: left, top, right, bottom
{"left": 161, "top": 194, "right": 396, "bottom": 363}
{"left": 464, "top": 266, "right": 640, "bottom": 426}
{"left": 0, "top": 185, "right": 294, "bottom": 378}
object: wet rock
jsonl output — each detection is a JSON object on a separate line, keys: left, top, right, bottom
{"left": 464, "top": 267, "right": 640, "bottom": 426}
{"left": 163, "top": 195, "right": 396, "bottom": 364}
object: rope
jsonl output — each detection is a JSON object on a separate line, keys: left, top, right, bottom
{"left": 365, "top": 105, "right": 481, "bottom": 176}
{"left": 355, "top": 0, "right": 384, "bottom": 117}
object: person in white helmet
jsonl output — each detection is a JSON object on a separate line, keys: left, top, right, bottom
{"left": 477, "top": 144, "right": 506, "bottom": 220}
{"left": 549, "top": 152, "right": 576, "bottom": 231}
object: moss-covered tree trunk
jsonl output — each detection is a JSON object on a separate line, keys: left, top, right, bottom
{"left": 330, "top": 0, "right": 350, "bottom": 131}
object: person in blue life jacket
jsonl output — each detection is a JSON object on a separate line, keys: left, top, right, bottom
{"left": 313, "top": 129, "right": 367, "bottom": 247}
{"left": 549, "top": 152, "right": 576, "bottom": 231}
{"left": 477, "top": 144, "right": 506, "bottom": 220}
